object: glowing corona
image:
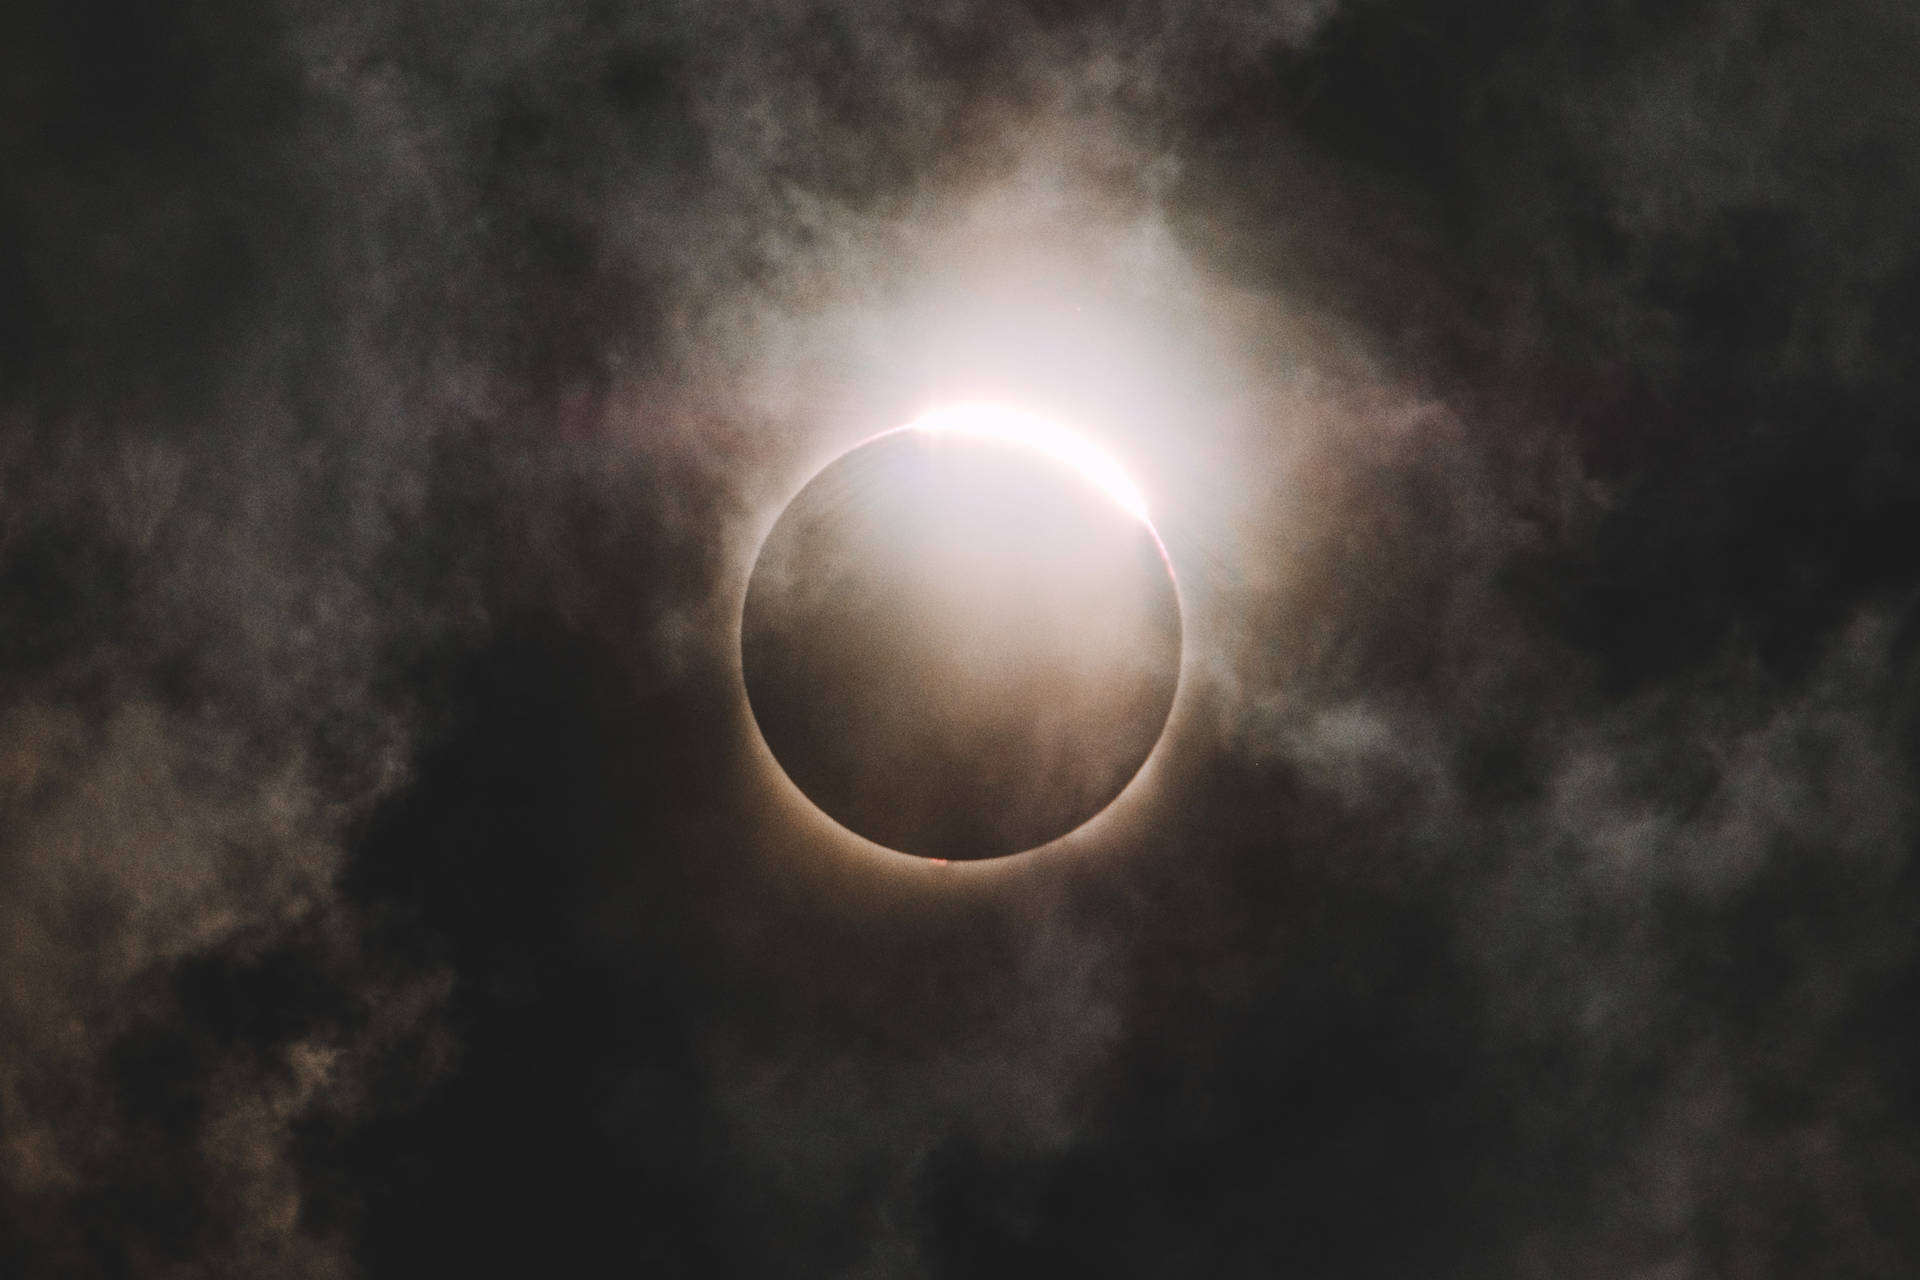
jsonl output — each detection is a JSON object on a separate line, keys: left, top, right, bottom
{"left": 903, "top": 404, "right": 1152, "bottom": 526}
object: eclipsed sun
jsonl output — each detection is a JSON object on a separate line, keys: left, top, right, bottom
{"left": 742, "top": 405, "right": 1182, "bottom": 862}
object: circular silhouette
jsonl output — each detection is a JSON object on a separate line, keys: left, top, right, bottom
{"left": 742, "top": 413, "right": 1181, "bottom": 860}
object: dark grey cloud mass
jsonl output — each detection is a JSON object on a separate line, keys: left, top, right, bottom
{"left": 3, "top": 0, "right": 1919, "bottom": 1275}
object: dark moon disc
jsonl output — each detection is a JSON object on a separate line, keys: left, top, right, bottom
{"left": 741, "top": 422, "right": 1182, "bottom": 861}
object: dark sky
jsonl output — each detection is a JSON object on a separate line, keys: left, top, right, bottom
{"left": 4, "top": 1, "right": 1920, "bottom": 1276}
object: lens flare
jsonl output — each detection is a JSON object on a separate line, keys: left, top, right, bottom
{"left": 903, "top": 403, "right": 1152, "bottom": 526}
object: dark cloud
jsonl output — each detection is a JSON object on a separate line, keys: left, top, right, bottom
{"left": 3, "top": 0, "right": 1918, "bottom": 1275}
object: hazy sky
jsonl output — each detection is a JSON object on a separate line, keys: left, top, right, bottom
{"left": 3, "top": 1, "right": 1919, "bottom": 1275}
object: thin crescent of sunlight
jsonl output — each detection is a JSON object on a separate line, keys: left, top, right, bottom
{"left": 905, "top": 403, "right": 1153, "bottom": 525}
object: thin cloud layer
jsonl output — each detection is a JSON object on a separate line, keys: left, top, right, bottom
{"left": 3, "top": 0, "right": 1918, "bottom": 1275}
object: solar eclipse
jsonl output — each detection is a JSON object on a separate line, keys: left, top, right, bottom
{"left": 741, "top": 406, "right": 1182, "bottom": 861}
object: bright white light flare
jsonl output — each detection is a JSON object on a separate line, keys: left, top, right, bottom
{"left": 905, "top": 404, "right": 1152, "bottom": 525}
